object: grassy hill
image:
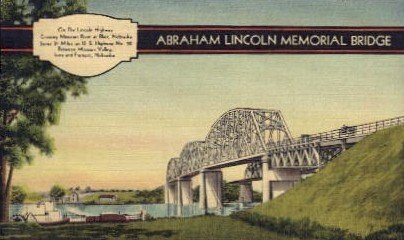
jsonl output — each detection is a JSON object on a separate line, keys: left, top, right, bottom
{"left": 252, "top": 125, "right": 404, "bottom": 235}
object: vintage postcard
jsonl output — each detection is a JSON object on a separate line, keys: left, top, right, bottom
{"left": 0, "top": 0, "right": 403, "bottom": 239}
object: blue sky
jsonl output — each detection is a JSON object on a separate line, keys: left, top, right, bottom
{"left": 15, "top": 0, "right": 404, "bottom": 191}
{"left": 88, "top": 0, "right": 404, "bottom": 26}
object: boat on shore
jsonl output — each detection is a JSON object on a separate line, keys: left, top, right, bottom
{"left": 12, "top": 201, "right": 146, "bottom": 225}
{"left": 85, "top": 211, "right": 145, "bottom": 223}
{"left": 12, "top": 201, "right": 69, "bottom": 226}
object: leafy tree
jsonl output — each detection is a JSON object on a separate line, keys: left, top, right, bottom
{"left": 50, "top": 185, "right": 66, "bottom": 201}
{"left": 193, "top": 185, "right": 199, "bottom": 202}
{"left": 11, "top": 185, "right": 27, "bottom": 204}
{"left": 84, "top": 186, "right": 91, "bottom": 193}
{"left": 133, "top": 187, "right": 164, "bottom": 204}
{"left": 252, "top": 190, "right": 262, "bottom": 202}
{"left": 0, "top": 0, "right": 87, "bottom": 222}
{"left": 222, "top": 181, "right": 240, "bottom": 202}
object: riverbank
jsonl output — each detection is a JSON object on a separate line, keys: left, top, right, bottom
{"left": 0, "top": 215, "right": 296, "bottom": 240}
{"left": 81, "top": 188, "right": 164, "bottom": 205}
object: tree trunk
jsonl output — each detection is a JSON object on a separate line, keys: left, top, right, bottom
{"left": 0, "top": 156, "right": 10, "bottom": 222}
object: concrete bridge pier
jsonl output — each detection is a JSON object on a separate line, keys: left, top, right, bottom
{"left": 165, "top": 182, "right": 177, "bottom": 205}
{"left": 165, "top": 178, "right": 193, "bottom": 216}
{"left": 178, "top": 178, "right": 193, "bottom": 206}
{"left": 262, "top": 155, "right": 271, "bottom": 202}
{"left": 199, "top": 169, "right": 223, "bottom": 210}
{"left": 239, "top": 182, "right": 253, "bottom": 203}
{"left": 176, "top": 178, "right": 193, "bottom": 216}
{"left": 262, "top": 155, "right": 301, "bottom": 202}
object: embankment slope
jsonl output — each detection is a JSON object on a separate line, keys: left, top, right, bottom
{"left": 252, "top": 125, "right": 404, "bottom": 235}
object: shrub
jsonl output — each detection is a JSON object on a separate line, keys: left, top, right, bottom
{"left": 11, "top": 186, "right": 27, "bottom": 204}
{"left": 144, "top": 213, "right": 155, "bottom": 221}
{"left": 365, "top": 224, "right": 404, "bottom": 240}
{"left": 84, "top": 200, "right": 96, "bottom": 205}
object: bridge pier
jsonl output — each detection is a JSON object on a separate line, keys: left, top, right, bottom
{"left": 262, "top": 156, "right": 271, "bottom": 202}
{"left": 165, "top": 182, "right": 177, "bottom": 204}
{"left": 269, "top": 172, "right": 300, "bottom": 199}
{"left": 177, "top": 178, "right": 193, "bottom": 206}
{"left": 239, "top": 182, "right": 253, "bottom": 203}
{"left": 199, "top": 169, "right": 223, "bottom": 210}
{"left": 165, "top": 178, "right": 193, "bottom": 208}
{"left": 262, "top": 156, "right": 301, "bottom": 202}
{"left": 176, "top": 178, "right": 193, "bottom": 216}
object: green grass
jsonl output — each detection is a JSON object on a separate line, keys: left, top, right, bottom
{"left": 252, "top": 125, "right": 404, "bottom": 236}
{"left": 82, "top": 192, "right": 137, "bottom": 204}
{"left": 0, "top": 216, "right": 298, "bottom": 240}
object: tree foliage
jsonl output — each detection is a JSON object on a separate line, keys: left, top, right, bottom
{"left": 194, "top": 182, "right": 262, "bottom": 203}
{"left": 11, "top": 185, "right": 27, "bottom": 204}
{"left": 1, "top": 0, "right": 86, "bottom": 25}
{"left": 1, "top": 0, "right": 88, "bottom": 166}
{"left": 50, "top": 184, "right": 66, "bottom": 200}
{"left": 84, "top": 186, "right": 91, "bottom": 193}
{"left": 222, "top": 181, "right": 239, "bottom": 203}
{"left": 0, "top": 0, "right": 88, "bottom": 222}
{"left": 133, "top": 187, "right": 164, "bottom": 204}
{"left": 193, "top": 185, "right": 199, "bottom": 202}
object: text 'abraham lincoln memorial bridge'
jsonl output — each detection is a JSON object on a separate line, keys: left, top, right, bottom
{"left": 165, "top": 108, "right": 403, "bottom": 214}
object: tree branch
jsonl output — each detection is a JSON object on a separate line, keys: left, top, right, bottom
{"left": 0, "top": 109, "right": 19, "bottom": 144}
{"left": 2, "top": 111, "right": 6, "bottom": 126}
{"left": 6, "top": 110, "right": 19, "bottom": 125}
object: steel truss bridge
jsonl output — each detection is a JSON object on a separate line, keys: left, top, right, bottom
{"left": 166, "top": 108, "right": 403, "bottom": 183}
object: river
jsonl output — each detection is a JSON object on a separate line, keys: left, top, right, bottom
{"left": 11, "top": 202, "right": 256, "bottom": 219}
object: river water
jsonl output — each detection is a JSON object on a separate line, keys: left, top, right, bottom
{"left": 11, "top": 202, "right": 256, "bottom": 219}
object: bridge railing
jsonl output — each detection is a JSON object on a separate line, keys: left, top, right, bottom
{"left": 275, "top": 115, "right": 403, "bottom": 147}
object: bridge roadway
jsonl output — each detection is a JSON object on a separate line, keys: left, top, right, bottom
{"left": 164, "top": 108, "right": 403, "bottom": 216}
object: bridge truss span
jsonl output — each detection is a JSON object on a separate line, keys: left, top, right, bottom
{"left": 166, "top": 108, "right": 293, "bottom": 182}
{"left": 268, "top": 141, "right": 321, "bottom": 168}
{"left": 267, "top": 115, "right": 404, "bottom": 168}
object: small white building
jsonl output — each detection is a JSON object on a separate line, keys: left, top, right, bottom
{"left": 70, "top": 191, "right": 80, "bottom": 202}
{"left": 60, "top": 191, "right": 80, "bottom": 203}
